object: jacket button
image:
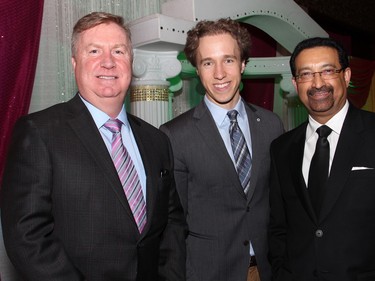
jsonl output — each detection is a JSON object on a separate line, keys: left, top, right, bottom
{"left": 315, "top": 229, "right": 323, "bottom": 237}
{"left": 246, "top": 206, "right": 250, "bottom": 212}
{"left": 243, "top": 240, "right": 249, "bottom": 246}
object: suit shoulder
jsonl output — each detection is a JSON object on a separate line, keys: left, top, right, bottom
{"left": 128, "top": 113, "right": 161, "bottom": 131}
{"left": 128, "top": 113, "right": 169, "bottom": 140}
{"left": 358, "top": 108, "right": 375, "bottom": 122}
{"left": 272, "top": 122, "right": 306, "bottom": 147}
{"left": 16, "top": 101, "right": 72, "bottom": 129}
{"left": 247, "top": 103, "right": 280, "bottom": 120}
{"left": 160, "top": 107, "right": 196, "bottom": 130}
{"left": 246, "top": 103, "right": 285, "bottom": 136}
{"left": 245, "top": 103, "right": 284, "bottom": 130}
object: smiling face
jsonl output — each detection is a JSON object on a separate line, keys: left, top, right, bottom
{"left": 195, "top": 33, "right": 245, "bottom": 110}
{"left": 71, "top": 22, "right": 132, "bottom": 116}
{"left": 292, "top": 46, "right": 351, "bottom": 124}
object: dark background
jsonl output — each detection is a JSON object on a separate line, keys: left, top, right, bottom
{"left": 295, "top": 0, "right": 375, "bottom": 60}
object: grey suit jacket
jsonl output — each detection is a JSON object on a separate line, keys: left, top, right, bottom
{"left": 269, "top": 104, "right": 375, "bottom": 281}
{"left": 160, "top": 99, "right": 284, "bottom": 281}
{"left": 1, "top": 94, "right": 186, "bottom": 281}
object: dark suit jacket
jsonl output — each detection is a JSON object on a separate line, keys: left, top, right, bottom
{"left": 160, "top": 100, "right": 284, "bottom": 281}
{"left": 269, "top": 104, "right": 375, "bottom": 281}
{"left": 1, "top": 94, "right": 186, "bottom": 281}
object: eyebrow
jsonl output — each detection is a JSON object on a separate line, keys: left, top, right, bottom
{"left": 297, "top": 63, "right": 337, "bottom": 72}
{"left": 199, "top": 54, "right": 237, "bottom": 64}
{"left": 86, "top": 43, "right": 128, "bottom": 49}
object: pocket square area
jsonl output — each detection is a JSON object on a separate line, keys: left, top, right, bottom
{"left": 351, "top": 166, "right": 374, "bottom": 171}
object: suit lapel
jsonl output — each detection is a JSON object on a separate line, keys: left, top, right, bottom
{"left": 66, "top": 95, "right": 138, "bottom": 231}
{"left": 245, "top": 103, "right": 264, "bottom": 202}
{"left": 290, "top": 123, "right": 318, "bottom": 223}
{"left": 193, "top": 101, "right": 246, "bottom": 198}
{"left": 320, "top": 106, "right": 364, "bottom": 221}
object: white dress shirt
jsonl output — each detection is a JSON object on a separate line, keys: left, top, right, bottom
{"left": 302, "top": 100, "right": 349, "bottom": 186}
{"left": 79, "top": 94, "right": 147, "bottom": 201}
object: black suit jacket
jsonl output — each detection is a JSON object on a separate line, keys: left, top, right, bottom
{"left": 269, "top": 104, "right": 375, "bottom": 281}
{"left": 161, "top": 100, "right": 284, "bottom": 281}
{"left": 1, "top": 94, "right": 186, "bottom": 281}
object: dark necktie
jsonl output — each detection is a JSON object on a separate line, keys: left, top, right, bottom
{"left": 227, "top": 110, "right": 252, "bottom": 194}
{"left": 308, "top": 125, "right": 332, "bottom": 215}
{"left": 104, "top": 119, "right": 147, "bottom": 233}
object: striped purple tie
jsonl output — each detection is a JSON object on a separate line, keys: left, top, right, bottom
{"left": 104, "top": 119, "right": 147, "bottom": 233}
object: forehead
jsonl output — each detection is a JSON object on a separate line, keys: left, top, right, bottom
{"left": 197, "top": 33, "right": 239, "bottom": 57}
{"left": 295, "top": 46, "right": 340, "bottom": 69}
{"left": 78, "top": 22, "right": 128, "bottom": 44}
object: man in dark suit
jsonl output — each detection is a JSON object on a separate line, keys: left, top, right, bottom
{"left": 1, "top": 12, "right": 186, "bottom": 281}
{"left": 160, "top": 18, "right": 284, "bottom": 281}
{"left": 269, "top": 37, "right": 375, "bottom": 281}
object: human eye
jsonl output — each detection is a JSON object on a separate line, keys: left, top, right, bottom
{"left": 321, "top": 68, "right": 336, "bottom": 76}
{"left": 298, "top": 71, "right": 313, "bottom": 80}
{"left": 225, "top": 58, "right": 235, "bottom": 64}
{"left": 88, "top": 47, "right": 101, "bottom": 56}
{"left": 202, "top": 61, "right": 213, "bottom": 68}
{"left": 113, "top": 48, "right": 125, "bottom": 55}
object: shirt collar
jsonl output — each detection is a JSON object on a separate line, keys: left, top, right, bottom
{"left": 307, "top": 99, "right": 349, "bottom": 140}
{"left": 79, "top": 94, "right": 129, "bottom": 130}
{"left": 204, "top": 95, "right": 246, "bottom": 128}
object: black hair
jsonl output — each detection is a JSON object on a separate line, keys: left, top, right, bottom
{"left": 290, "top": 37, "right": 349, "bottom": 76}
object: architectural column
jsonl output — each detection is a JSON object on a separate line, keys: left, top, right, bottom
{"left": 130, "top": 49, "right": 182, "bottom": 128}
{"left": 279, "top": 73, "right": 308, "bottom": 130}
{"left": 280, "top": 73, "right": 296, "bottom": 97}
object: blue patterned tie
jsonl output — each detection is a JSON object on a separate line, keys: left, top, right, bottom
{"left": 104, "top": 119, "right": 147, "bottom": 233}
{"left": 228, "top": 110, "right": 252, "bottom": 194}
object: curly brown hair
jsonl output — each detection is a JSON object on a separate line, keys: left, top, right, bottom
{"left": 184, "top": 18, "right": 252, "bottom": 67}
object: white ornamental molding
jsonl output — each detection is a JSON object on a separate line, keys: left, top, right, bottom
{"left": 132, "top": 49, "right": 182, "bottom": 85}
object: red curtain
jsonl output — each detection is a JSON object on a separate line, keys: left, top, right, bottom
{"left": 240, "top": 24, "right": 277, "bottom": 111}
{"left": 347, "top": 57, "right": 375, "bottom": 109}
{"left": 0, "top": 1, "right": 44, "bottom": 187}
{"left": 328, "top": 32, "right": 375, "bottom": 109}
{"left": 240, "top": 28, "right": 375, "bottom": 112}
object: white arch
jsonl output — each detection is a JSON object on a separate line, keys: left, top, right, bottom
{"left": 129, "top": 0, "right": 330, "bottom": 116}
{"left": 162, "top": 0, "right": 328, "bottom": 53}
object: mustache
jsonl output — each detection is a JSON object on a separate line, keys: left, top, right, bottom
{"left": 307, "top": 85, "right": 333, "bottom": 96}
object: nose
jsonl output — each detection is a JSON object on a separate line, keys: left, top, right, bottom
{"left": 214, "top": 64, "right": 226, "bottom": 80}
{"left": 100, "top": 52, "right": 115, "bottom": 69}
{"left": 311, "top": 72, "right": 326, "bottom": 88}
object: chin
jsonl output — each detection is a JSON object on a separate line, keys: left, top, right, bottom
{"left": 99, "top": 89, "right": 121, "bottom": 97}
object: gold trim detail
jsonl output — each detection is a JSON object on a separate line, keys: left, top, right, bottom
{"left": 130, "top": 86, "right": 169, "bottom": 102}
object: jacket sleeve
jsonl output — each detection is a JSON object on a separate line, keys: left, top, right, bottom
{"left": 268, "top": 142, "right": 288, "bottom": 280}
{"left": 157, "top": 128, "right": 187, "bottom": 281}
{"left": 1, "top": 118, "right": 83, "bottom": 281}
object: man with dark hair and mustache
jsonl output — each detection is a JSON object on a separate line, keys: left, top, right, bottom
{"left": 268, "top": 36, "right": 375, "bottom": 281}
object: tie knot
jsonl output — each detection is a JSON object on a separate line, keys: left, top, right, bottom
{"left": 227, "top": 110, "right": 239, "bottom": 122}
{"left": 317, "top": 125, "right": 332, "bottom": 138}
{"left": 104, "top": 119, "right": 122, "bottom": 134}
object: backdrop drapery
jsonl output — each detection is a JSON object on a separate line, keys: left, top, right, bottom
{"left": 0, "top": 0, "right": 164, "bottom": 194}
{"left": 29, "top": 0, "right": 165, "bottom": 114}
{"left": 0, "top": 1, "right": 44, "bottom": 188}
{"left": 241, "top": 24, "right": 277, "bottom": 112}
{"left": 1, "top": 1, "right": 374, "bottom": 191}
{"left": 347, "top": 57, "right": 375, "bottom": 109}
{"left": 363, "top": 71, "right": 375, "bottom": 112}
